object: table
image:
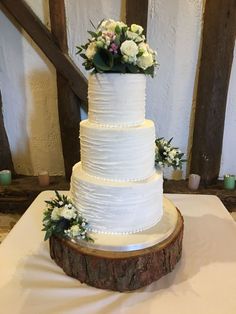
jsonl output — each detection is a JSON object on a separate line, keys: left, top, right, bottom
{"left": 1, "top": 192, "right": 236, "bottom": 314}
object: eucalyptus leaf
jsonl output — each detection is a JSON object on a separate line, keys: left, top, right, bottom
{"left": 88, "top": 31, "right": 97, "bottom": 38}
{"left": 126, "top": 63, "right": 140, "bottom": 73}
{"left": 93, "top": 49, "right": 114, "bottom": 71}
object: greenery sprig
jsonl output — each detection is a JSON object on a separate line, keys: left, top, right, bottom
{"left": 42, "top": 191, "right": 93, "bottom": 242}
{"left": 155, "top": 137, "right": 187, "bottom": 170}
{"left": 76, "top": 19, "right": 158, "bottom": 76}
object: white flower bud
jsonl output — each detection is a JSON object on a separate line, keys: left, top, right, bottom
{"left": 131, "top": 24, "right": 143, "bottom": 35}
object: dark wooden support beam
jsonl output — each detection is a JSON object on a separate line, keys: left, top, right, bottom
{"left": 49, "top": 0, "right": 81, "bottom": 180}
{"left": 1, "top": 0, "right": 88, "bottom": 110}
{"left": 0, "top": 91, "right": 15, "bottom": 173}
{"left": 190, "top": 0, "right": 236, "bottom": 185}
{"left": 126, "top": 0, "right": 149, "bottom": 34}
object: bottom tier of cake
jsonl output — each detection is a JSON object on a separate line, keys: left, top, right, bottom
{"left": 70, "top": 162, "right": 163, "bottom": 234}
{"left": 72, "top": 197, "right": 178, "bottom": 251}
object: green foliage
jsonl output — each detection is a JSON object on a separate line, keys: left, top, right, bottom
{"left": 93, "top": 49, "right": 114, "bottom": 71}
{"left": 76, "top": 19, "right": 158, "bottom": 76}
{"left": 155, "top": 137, "right": 187, "bottom": 170}
{"left": 42, "top": 191, "right": 93, "bottom": 242}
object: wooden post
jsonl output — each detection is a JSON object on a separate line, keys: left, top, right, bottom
{"left": 49, "top": 0, "right": 82, "bottom": 180}
{"left": 126, "top": 0, "right": 149, "bottom": 34}
{"left": 1, "top": 0, "right": 88, "bottom": 109}
{"left": 190, "top": 0, "right": 236, "bottom": 185}
{"left": 0, "top": 91, "right": 15, "bottom": 173}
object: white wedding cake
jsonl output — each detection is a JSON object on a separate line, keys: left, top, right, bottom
{"left": 70, "top": 73, "right": 163, "bottom": 234}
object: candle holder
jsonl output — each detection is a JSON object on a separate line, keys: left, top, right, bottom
{"left": 0, "top": 170, "right": 12, "bottom": 186}
{"left": 224, "top": 174, "right": 235, "bottom": 190}
{"left": 38, "top": 171, "right": 50, "bottom": 187}
{"left": 188, "top": 174, "right": 201, "bottom": 190}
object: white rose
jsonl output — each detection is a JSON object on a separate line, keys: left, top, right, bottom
{"left": 100, "top": 19, "right": 127, "bottom": 32}
{"left": 138, "top": 42, "right": 148, "bottom": 53}
{"left": 131, "top": 24, "right": 143, "bottom": 35}
{"left": 116, "top": 21, "right": 127, "bottom": 29}
{"left": 126, "top": 30, "right": 139, "bottom": 41}
{"left": 120, "top": 40, "right": 138, "bottom": 58}
{"left": 51, "top": 207, "right": 61, "bottom": 221}
{"left": 100, "top": 19, "right": 116, "bottom": 31}
{"left": 169, "top": 149, "right": 177, "bottom": 160}
{"left": 137, "top": 52, "right": 153, "bottom": 70}
{"left": 60, "top": 206, "right": 77, "bottom": 220}
{"left": 85, "top": 42, "right": 97, "bottom": 60}
{"left": 70, "top": 225, "right": 81, "bottom": 237}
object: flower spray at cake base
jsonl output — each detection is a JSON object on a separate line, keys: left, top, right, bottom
{"left": 42, "top": 191, "right": 93, "bottom": 242}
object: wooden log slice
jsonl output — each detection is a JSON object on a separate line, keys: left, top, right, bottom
{"left": 49, "top": 209, "right": 184, "bottom": 292}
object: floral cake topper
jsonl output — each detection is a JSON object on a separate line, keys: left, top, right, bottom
{"left": 77, "top": 19, "right": 158, "bottom": 76}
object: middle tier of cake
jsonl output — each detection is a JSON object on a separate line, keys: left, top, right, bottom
{"left": 70, "top": 162, "right": 163, "bottom": 234}
{"left": 80, "top": 119, "right": 155, "bottom": 181}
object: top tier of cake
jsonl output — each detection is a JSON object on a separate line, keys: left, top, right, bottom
{"left": 88, "top": 74, "right": 145, "bottom": 126}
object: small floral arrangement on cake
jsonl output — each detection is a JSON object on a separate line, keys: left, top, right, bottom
{"left": 155, "top": 138, "right": 186, "bottom": 170}
{"left": 77, "top": 19, "right": 158, "bottom": 76}
{"left": 42, "top": 191, "right": 93, "bottom": 242}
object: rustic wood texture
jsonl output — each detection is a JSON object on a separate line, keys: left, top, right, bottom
{"left": 126, "top": 0, "right": 149, "bottom": 35}
{"left": 1, "top": 0, "right": 88, "bottom": 110}
{"left": 0, "top": 91, "right": 14, "bottom": 173}
{"left": 49, "top": 0, "right": 68, "bottom": 53}
{"left": 0, "top": 176, "right": 69, "bottom": 213}
{"left": 49, "top": 209, "right": 183, "bottom": 292}
{"left": 56, "top": 75, "right": 81, "bottom": 179}
{"left": 190, "top": 0, "right": 236, "bottom": 185}
{"left": 49, "top": 0, "right": 81, "bottom": 179}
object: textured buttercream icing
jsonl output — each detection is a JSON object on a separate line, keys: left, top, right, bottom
{"left": 70, "top": 73, "right": 164, "bottom": 235}
{"left": 80, "top": 119, "right": 156, "bottom": 181}
{"left": 70, "top": 163, "right": 163, "bottom": 234}
{"left": 88, "top": 73, "right": 145, "bottom": 126}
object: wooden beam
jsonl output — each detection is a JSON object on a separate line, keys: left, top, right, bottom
{"left": 49, "top": 0, "right": 68, "bottom": 53}
{"left": 126, "top": 0, "right": 149, "bottom": 34}
{"left": 49, "top": 0, "right": 81, "bottom": 180}
{"left": 190, "top": 0, "right": 236, "bottom": 185}
{"left": 0, "top": 91, "right": 15, "bottom": 173}
{"left": 1, "top": 0, "right": 88, "bottom": 110}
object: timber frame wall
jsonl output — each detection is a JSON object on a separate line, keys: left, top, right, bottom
{"left": 0, "top": 0, "right": 236, "bottom": 184}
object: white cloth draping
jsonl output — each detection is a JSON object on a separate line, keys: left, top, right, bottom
{"left": 1, "top": 191, "right": 236, "bottom": 314}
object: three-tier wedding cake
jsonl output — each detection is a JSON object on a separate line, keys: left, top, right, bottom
{"left": 70, "top": 73, "right": 163, "bottom": 234}
{"left": 47, "top": 19, "right": 183, "bottom": 291}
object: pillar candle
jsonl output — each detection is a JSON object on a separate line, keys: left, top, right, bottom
{"left": 224, "top": 174, "right": 235, "bottom": 190}
{"left": 188, "top": 174, "right": 201, "bottom": 190}
{"left": 38, "top": 171, "right": 50, "bottom": 187}
{"left": 0, "top": 170, "right": 12, "bottom": 186}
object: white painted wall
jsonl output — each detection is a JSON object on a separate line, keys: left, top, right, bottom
{"left": 0, "top": 3, "right": 64, "bottom": 175}
{"left": 0, "top": 0, "right": 235, "bottom": 178}
{"left": 219, "top": 45, "right": 236, "bottom": 178}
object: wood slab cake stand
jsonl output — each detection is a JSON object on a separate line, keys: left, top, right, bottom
{"left": 50, "top": 208, "right": 183, "bottom": 292}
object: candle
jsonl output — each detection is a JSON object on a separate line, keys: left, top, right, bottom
{"left": 38, "top": 171, "right": 50, "bottom": 187}
{"left": 224, "top": 174, "right": 235, "bottom": 190}
{"left": 188, "top": 173, "right": 201, "bottom": 190}
{"left": 0, "top": 170, "right": 12, "bottom": 186}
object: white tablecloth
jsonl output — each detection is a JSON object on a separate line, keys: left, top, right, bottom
{"left": 1, "top": 192, "right": 236, "bottom": 314}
